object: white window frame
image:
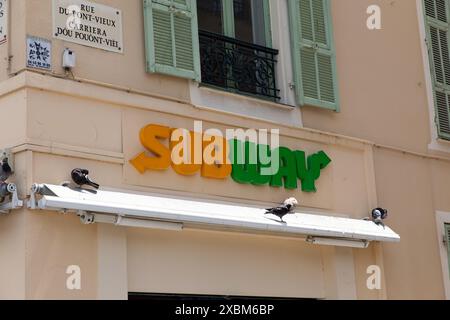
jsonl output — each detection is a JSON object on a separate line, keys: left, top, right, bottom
{"left": 435, "top": 211, "right": 450, "bottom": 300}
{"left": 416, "top": 0, "right": 450, "bottom": 153}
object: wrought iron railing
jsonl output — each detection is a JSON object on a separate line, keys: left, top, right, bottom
{"left": 199, "top": 30, "right": 280, "bottom": 102}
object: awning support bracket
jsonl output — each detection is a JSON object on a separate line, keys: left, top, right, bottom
{"left": 78, "top": 211, "right": 95, "bottom": 225}
{"left": 0, "top": 183, "right": 24, "bottom": 214}
{"left": 29, "top": 183, "right": 42, "bottom": 210}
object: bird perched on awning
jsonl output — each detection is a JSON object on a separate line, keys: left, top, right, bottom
{"left": 265, "top": 197, "right": 298, "bottom": 223}
{"left": 370, "top": 207, "right": 388, "bottom": 227}
{"left": 71, "top": 168, "right": 100, "bottom": 189}
{"left": 0, "top": 157, "right": 12, "bottom": 182}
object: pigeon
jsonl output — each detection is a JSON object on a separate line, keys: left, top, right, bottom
{"left": 370, "top": 207, "right": 388, "bottom": 227}
{"left": 265, "top": 197, "right": 299, "bottom": 223}
{"left": 71, "top": 168, "right": 100, "bottom": 189}
{"left": 0, "top": 157, "right": 12, "bottom": 182}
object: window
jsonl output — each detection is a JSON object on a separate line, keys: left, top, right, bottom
{"left": 197, "top": 0, "right": 223, "bottom": 35}
{"left": 234, "top": 0, "right": 270, "bottom": 46}
{"left": 197, "top": 0, "right": 271, "bottom": 47}
{"left": 197, "top": 0, "right": 279, "bottom": 101}
{"left": 423, "top": 0, "right": 450, "bottom": 140}
{"left": 143, "top": 0, "right": 339, "bottom": 108}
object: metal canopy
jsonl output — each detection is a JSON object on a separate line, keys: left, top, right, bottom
{"left": 28, "top": 183, "right": 400, "bottom": 243}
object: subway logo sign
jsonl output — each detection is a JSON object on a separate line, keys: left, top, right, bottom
{"left": 131, "top": 124, "right": 331, "bottom": 192}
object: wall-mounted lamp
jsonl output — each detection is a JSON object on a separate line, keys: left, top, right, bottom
{"left": 79, "top": 211, "right": 183, "bottom": 232}
{"left": 115, "top": 216, "right": 183, "bottom": 231}
{"left": 306, "top": 236, "right": 370, "bottom": 249}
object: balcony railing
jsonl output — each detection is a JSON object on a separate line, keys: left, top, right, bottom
{"left": 199, "top": 30, "right": 280, "bottom": 102}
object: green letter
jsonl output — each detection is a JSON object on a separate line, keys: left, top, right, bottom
{"left": 252, "top": 144, "right": 273, "bottom": 186}
{"left": 295, "top": 150, "right": 331, "bottom": 192}
{"left": 230, "top": 140, "right": 258, "bottom": 184}
{"left": 270, "top": 147, "right": 298, "bottom": 190}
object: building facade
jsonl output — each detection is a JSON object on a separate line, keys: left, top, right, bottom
{"left": 0, "top": 0, "right": 448, "bottom": 300}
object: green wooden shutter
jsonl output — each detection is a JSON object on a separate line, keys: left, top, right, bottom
{"left": 424, "top": 0, "right": 450, "bottom": 139}
{"left": 446, "top": 224, "right": 450, "bottom": 277}
{"left": 288, "top": 0, "right": 339, "bottom": 111}
{"left": 143, "top": 0, "right": 201, "bottom": 81}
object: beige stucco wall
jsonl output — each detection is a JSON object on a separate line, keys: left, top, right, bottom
{"left": 0, "top": 210, "right": 26, "bottom": 299}
{"left": 19, "top": 0, "right": 190, "bottom": 102}
{"left": 127, "top": 229, "right": 325, "bottom": 298}
{"left": 0, "top": 0, "right": 447, "bottom": 300}
{"left": 0, "top": 0, "right": 26, "bottom": 81}
{"left": 304, "top": 0, "right": 432, "bottom": 154}
{"left": 0, "top": 71, "right": 383, "bottom": 299}
{"left": 300, "top": 0, "right": 450, "bottom": 299}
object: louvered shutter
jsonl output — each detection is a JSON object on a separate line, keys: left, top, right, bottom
{"left": 424, "top": 0, "right": 450, "bottom": 139}
{"left": 288, "top": 0, "right": 339, "bottom": 111}
{"left": 446, "top": 224, "right": 450, "bottom": 277}
{"left": 143, "top": 0, "right": 201, "bottom": 81}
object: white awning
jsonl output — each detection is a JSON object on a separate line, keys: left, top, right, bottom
{"left": 28, "top": 184, "right": 400, "bottom": 245}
